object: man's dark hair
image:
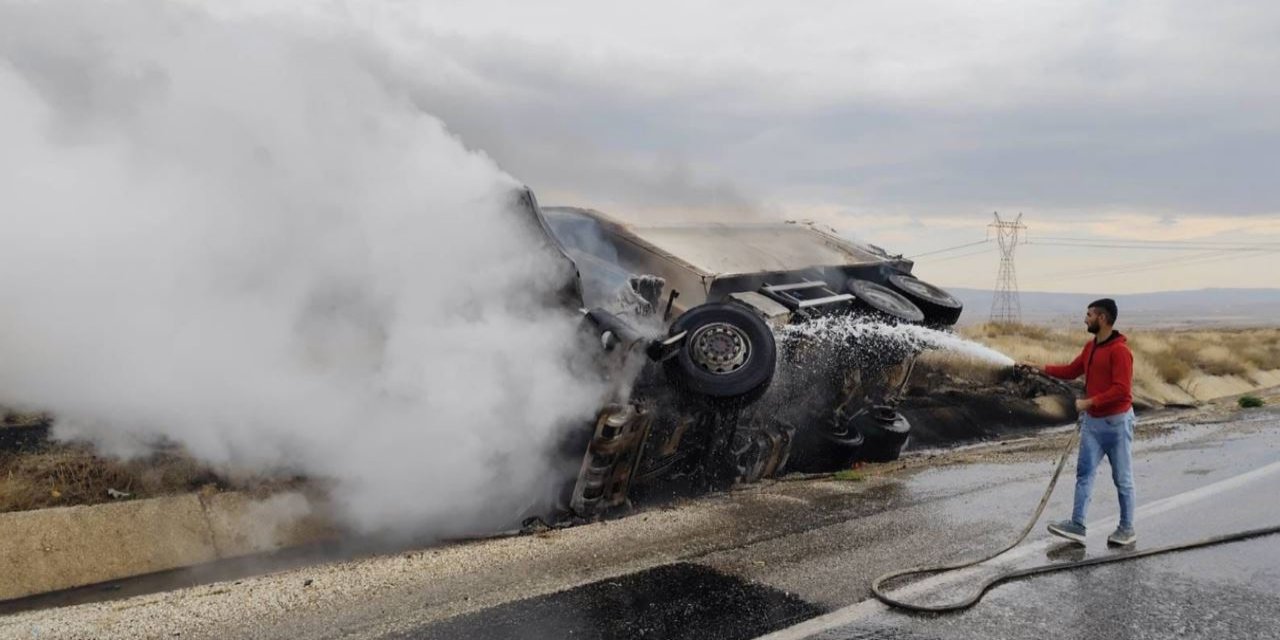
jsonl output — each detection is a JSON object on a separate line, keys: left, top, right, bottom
{"left": 1089, "top": 298, "right": 1118, "bottom": 324}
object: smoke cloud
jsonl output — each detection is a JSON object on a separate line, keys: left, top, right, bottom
{"left": 0, "top": 1, "right": 606, "bottom": 534}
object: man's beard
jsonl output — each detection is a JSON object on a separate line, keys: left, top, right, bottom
{"left": 1087, "top": 321, "right": 1100, "bottom": 334}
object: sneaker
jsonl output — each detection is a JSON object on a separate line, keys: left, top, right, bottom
{"left": 1047, "top": 519, "right": 1087, "bottom": 545}
{"left": 1107, "top": 526, "right": 1137, "bottom": 547}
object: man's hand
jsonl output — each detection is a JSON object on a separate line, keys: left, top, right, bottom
{"left": 1075, "top": 397, "right": 1094, "bottom": 412}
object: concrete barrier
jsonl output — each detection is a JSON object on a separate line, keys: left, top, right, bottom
{"left": 0, "top": 491, "right": 333, "bottom": 601}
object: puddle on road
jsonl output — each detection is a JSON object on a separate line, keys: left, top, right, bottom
{"left": 829, "top": 626, "right": 949, "bottom": 640}
{"left": 392, "top": 562, "right": 824, "bottom": 640}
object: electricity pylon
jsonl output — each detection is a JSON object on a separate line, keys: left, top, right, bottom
{"left": 988, "top": 212, "right": 1026, "bottom": 324}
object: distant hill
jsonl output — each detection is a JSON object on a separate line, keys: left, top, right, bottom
{"left": 945, "top": 287, "right": 1280, "bottom": 328}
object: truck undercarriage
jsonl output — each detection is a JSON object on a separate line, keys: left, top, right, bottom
{"left": 512, "top": 189, "right": 967, "bottom": 522}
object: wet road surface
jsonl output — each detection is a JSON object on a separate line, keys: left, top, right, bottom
{"left": 397, "top": 407, "right": 1280, "bottom": 640}
{"left": 4, "top": 404, "right": 1278, "bottom": 639}
{"left": 767, "top": 454, "right": 1280, "bottom": 640}
{"left": 752, "top": 407, "right": 1280, "bottom": 637}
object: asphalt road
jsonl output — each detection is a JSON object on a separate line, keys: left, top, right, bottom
{"left": 5, "top": 404, "right": 1278, "bottom": 640}
{"left": 764, "top": 422, "right": 1280, "bottom": 640}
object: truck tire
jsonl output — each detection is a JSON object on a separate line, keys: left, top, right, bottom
{"left": 846, "top": 279, "right": 926, "bottom": 324}
{"left": 664, "top": 302, "right": 777, "bottom": 399}
{"left": 885, "top": 274, "right": 964, "bottom": 326}
{"left": 787, "top": 416, "right": 865, "bottom": 473}
{"left": 854, "top": 406, "right": 912, "bottom": 462}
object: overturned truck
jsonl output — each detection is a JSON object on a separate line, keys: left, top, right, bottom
{"left": 513, "top": 189, "right": 965, "bottom": 522}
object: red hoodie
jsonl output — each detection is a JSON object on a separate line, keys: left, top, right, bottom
{"left": 1043, "top": 332, "right": 1134, "bottom": 417}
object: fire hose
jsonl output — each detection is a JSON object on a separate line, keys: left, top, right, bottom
{"left": 871, "top": 370, "right": 1280, "bottom": 614}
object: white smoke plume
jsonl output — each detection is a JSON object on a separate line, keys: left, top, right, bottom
{"left": 0, "top": 1, "right": 607, "bottom": 534}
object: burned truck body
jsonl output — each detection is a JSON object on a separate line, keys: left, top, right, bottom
{"left": 514, "top": 190, "right": 964, "bottom": 520}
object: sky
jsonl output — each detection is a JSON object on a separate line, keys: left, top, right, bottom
{"left": 257, "top": 0, "right": 1280, "bottom": 294}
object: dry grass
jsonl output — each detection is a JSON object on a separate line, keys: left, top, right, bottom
{"left": 960, "top": 322, "right": 1081, "bottom": 368}
{"left": 0, "top": 443, "right": 300, "bottom": 514}
{"left": 0, "top": 446, "right": 206, "bottom": 513}
{"left": 1, "top": 410, "right": 50, "bottom": 427}
{"left": 1225, "top": 335, "right": 1280, "bottom": 370}
{"left": 958, "top": 324, "right": 1280, "bottom": 402}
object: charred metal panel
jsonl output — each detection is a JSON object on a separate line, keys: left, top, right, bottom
{"left": 570, "top": 404, "right": 652, "bottom": 517}
{"left": 512, "top": 189, "right": 584, "bottom": 308}
{"left": 543, "top": 206, "right": 712, "bottom": 315}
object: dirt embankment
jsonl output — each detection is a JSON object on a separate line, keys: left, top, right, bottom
{"left": 955, "top": 323, "right": 1280, "bottom": 407}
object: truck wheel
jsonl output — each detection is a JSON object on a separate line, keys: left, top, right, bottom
{"left": 846, "top": 279, "right": 925, "bottom": 324}
{"left": 664, "top": 302, "right": 777, "bottom": 399}
{"left": 787, "top": 416, "right": 865, "bottom": 473}
{"left": 885, "top": 274, "right": 964, "bottom": 326}
{"left": 854, "top": 406, "right": 912, "bottom": 462}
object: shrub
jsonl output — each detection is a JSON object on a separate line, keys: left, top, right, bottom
{"left": 966, "top": 322, "right": 1066, "bottom": 343}
{"left": 1130, "top": 357, "right": 1166, "bottom": 395}
{"left": 1169, "top": 341, "right": 1202, "bottom": 366}
{"left": 1238, "top": 395, "right": 1265, "bottom": 408}
{"left": 1146, "top": 350, "right": 1191, "bottom": 384}
{"left": 1219, "top": 331, "right": 1280, "bottom": 371}
{"left": 1003, "top": 322, "right": 1053, "bottom": 341}
{"left": 1240, "top": 345, "right": 1280, "bottom": 371}
{"left": 1199, "top": 358, "right": 1249, "bottom": 377}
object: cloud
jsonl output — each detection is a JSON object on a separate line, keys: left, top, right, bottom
{"left": 298, "top": 0, "right": 1276, "bottom": 291}
{"left": 313, "top": 0, "right": 1280, "bottom": 222}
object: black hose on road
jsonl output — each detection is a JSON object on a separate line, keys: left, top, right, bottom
{"left": 871, "top": 420, "right": 1280, "bottom": 613}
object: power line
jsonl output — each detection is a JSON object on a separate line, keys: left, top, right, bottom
{"left": 1035, "top": 248, "right": 1277, "bottom": 281}
{"left": 1045, "top": 252, "right": 1274, "bottom": 281}
{"left": 1078, "top": 249, "right": 1273, "bottom": 278}
{"left": 1033, "top": 235, "right": 1280, "bottom": 248}
{"left": 1034, "top": 249, "right": 1233, "bottom": 280}
{"left": 907, "top": 239, "right": 991, "bottom": 259}
{"left": 926, "top": 246, "right": 999, "bottom": 263}
{"left": 1028, "top": 241, "right": 1280, "bottom": 251}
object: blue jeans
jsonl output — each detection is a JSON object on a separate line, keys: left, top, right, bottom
{"left": 1072, "top": 408, "right": 1136, "bottom": 529}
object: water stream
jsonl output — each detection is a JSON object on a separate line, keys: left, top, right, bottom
{"left": 779, "top": 316, "right": 1015, "bottom": 367}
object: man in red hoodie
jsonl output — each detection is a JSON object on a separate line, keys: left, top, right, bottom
{"left": 1020, "top": 298, "right": 1136, "bottom": 547}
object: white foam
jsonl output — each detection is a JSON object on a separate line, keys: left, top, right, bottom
{"left": 780, "top": 316, "right": 1014, "bottom": 366}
